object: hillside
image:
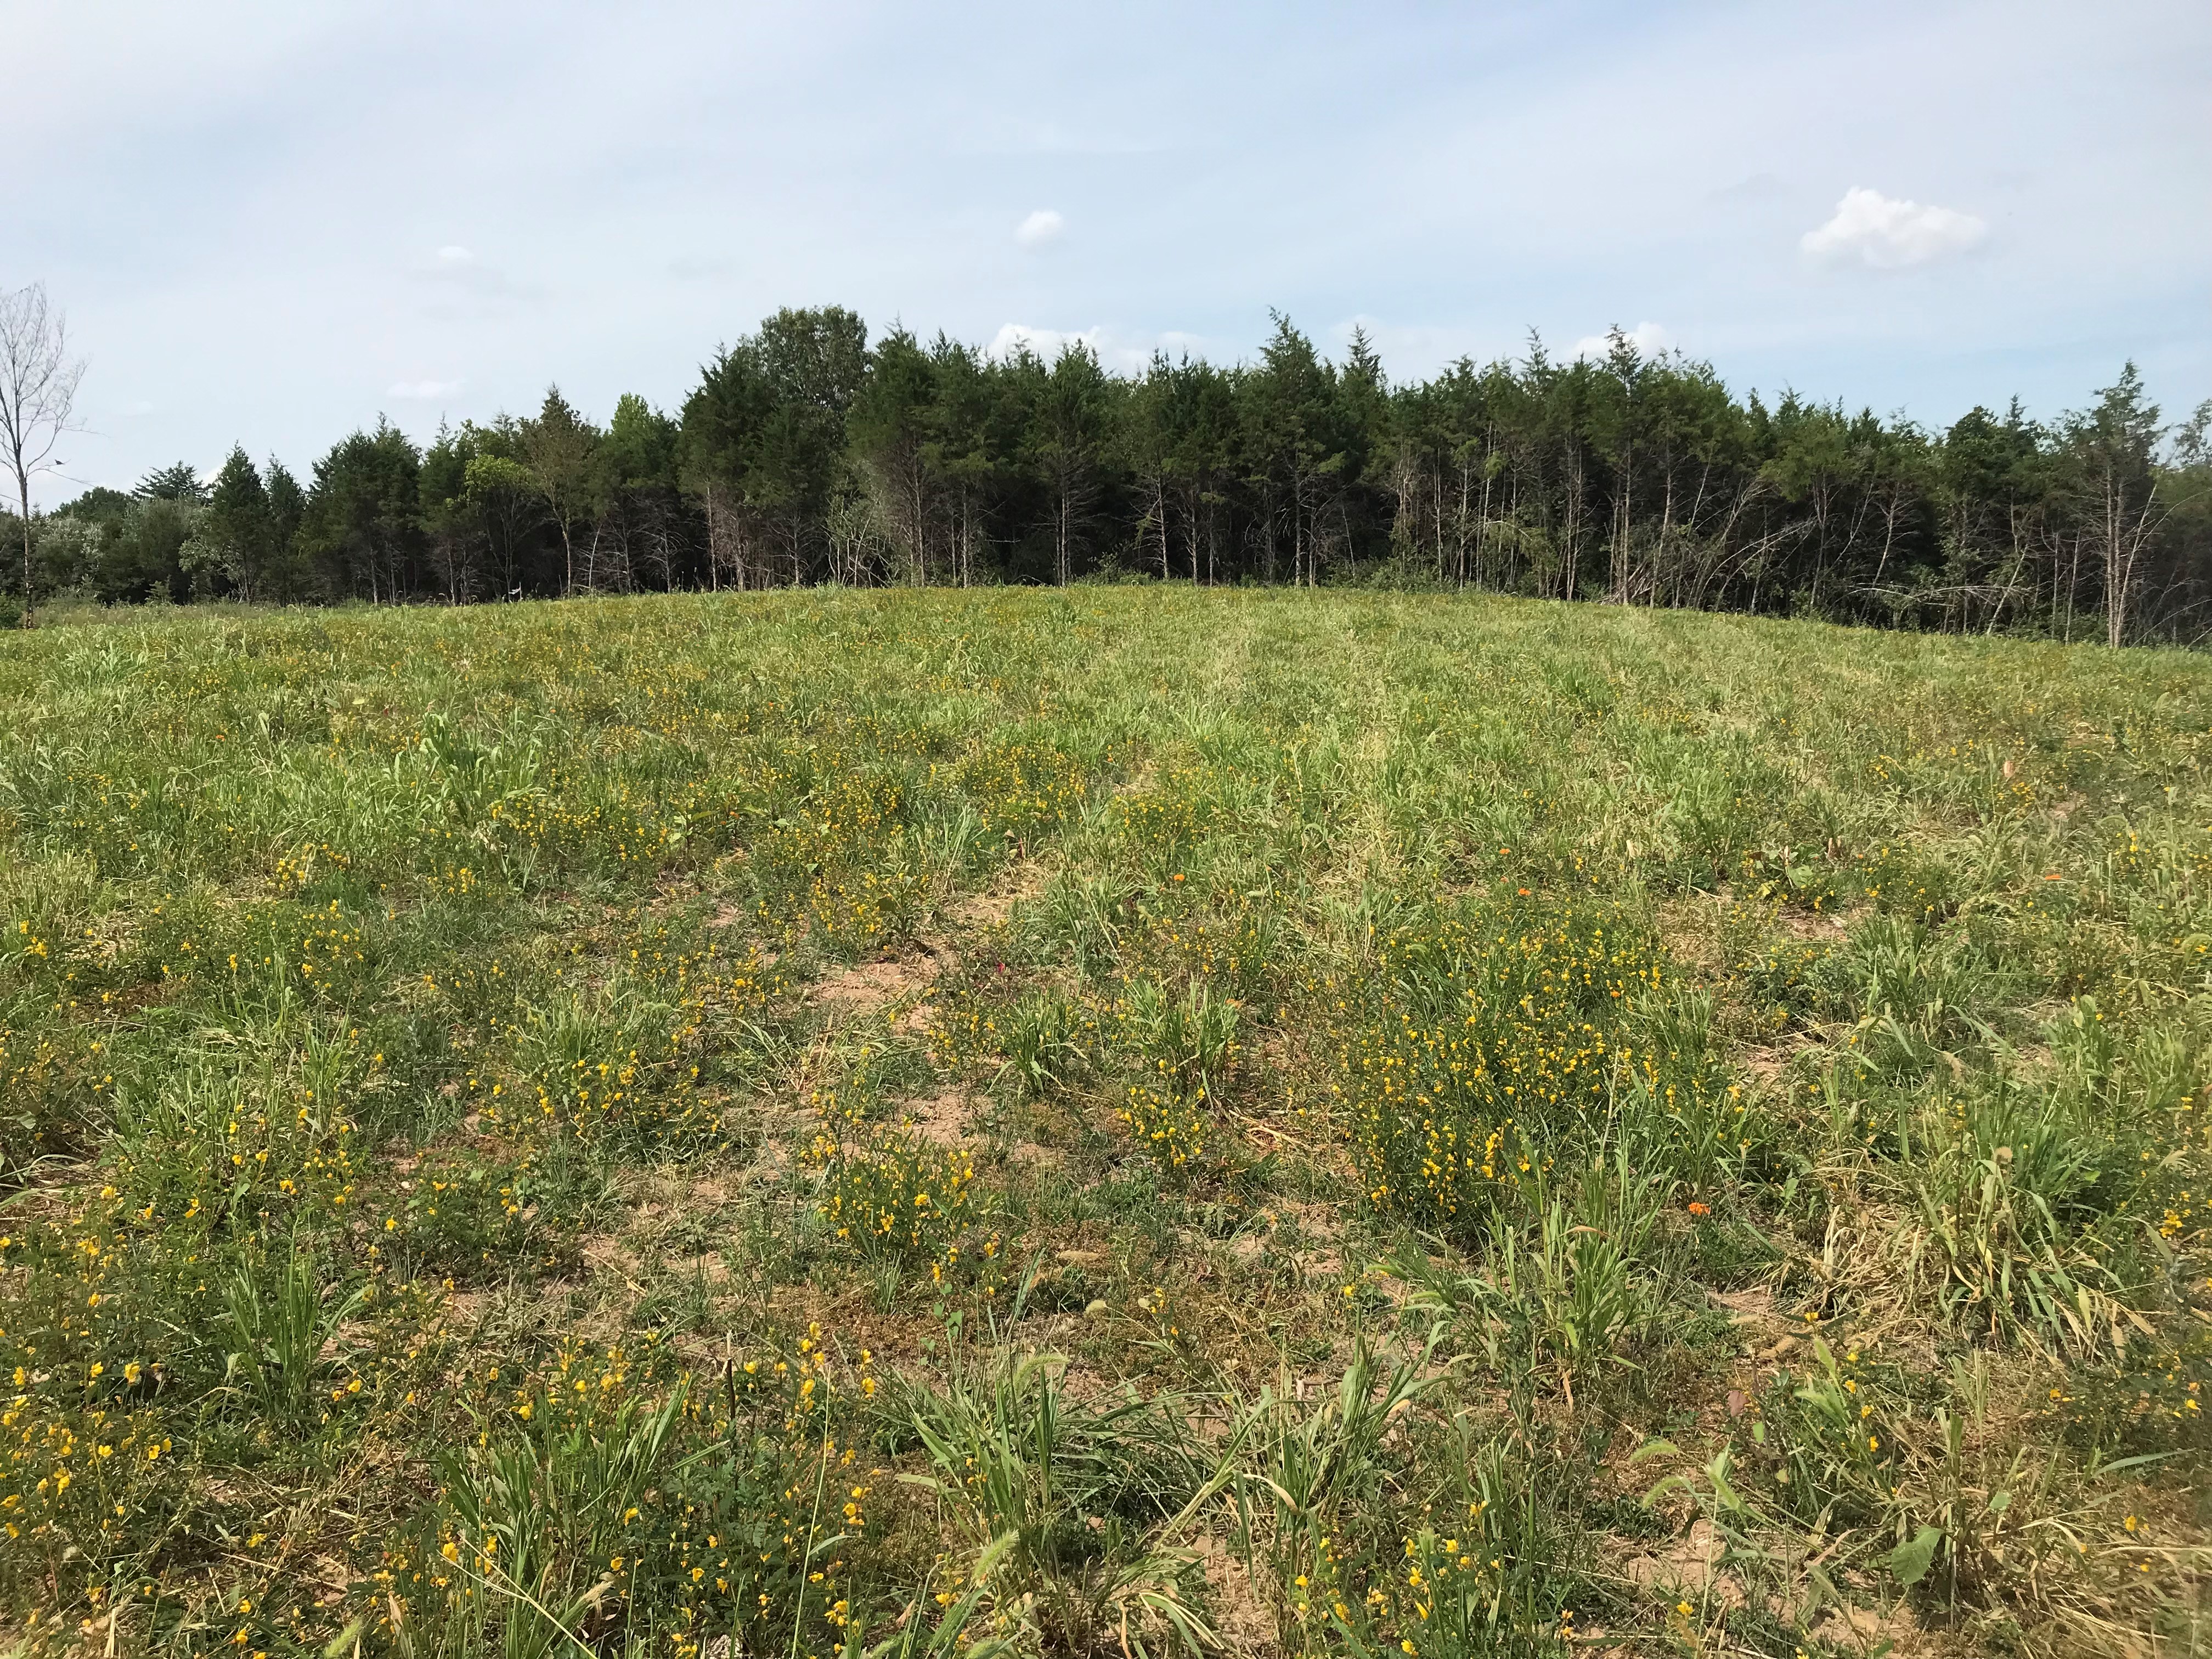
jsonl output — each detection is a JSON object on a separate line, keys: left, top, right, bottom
{"left": 3, "top": 588, "right": 2208, "bottom": 1657}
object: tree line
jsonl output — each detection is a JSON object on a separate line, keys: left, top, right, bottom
{"left": 9, "top": 306, "right": 2210, "bottom": 645}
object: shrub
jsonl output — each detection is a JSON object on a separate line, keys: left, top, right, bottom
{"left": 819, "top": 1128, "right": 978, "bottom": 1265}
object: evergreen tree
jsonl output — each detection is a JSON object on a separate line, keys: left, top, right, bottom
{"left": 187, "top": 446, "right": 274, "bottom": 600}
{"left": 300, "top": 421, "right": 422, "bottom": 603}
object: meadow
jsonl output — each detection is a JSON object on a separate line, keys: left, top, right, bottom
{"left": 2, "top": 586, "right": 2209, "bottom": 1658}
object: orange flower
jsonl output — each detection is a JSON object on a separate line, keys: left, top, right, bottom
{"left": 1687, "top": 1201, "right": 1710, "bottom": 1217}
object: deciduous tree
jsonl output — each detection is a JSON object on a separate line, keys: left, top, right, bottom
{"left": 0, "top": 283, "right": 86, "bottom": 622}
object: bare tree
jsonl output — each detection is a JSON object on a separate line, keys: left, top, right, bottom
{"left": 0, "top": 284, "right": 87, "bottom": 622}
{"left": 2070, "top": 364, "right": 2168, "bottom": 647}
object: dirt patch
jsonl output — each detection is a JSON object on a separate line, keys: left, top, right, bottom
{"left": 899, "top": 1087, "right": 977, "bottom": 1148}
{"left": 950, "top": 859, "right": 1047, "bottom": 930}
{"left": 434, "top": 1286, "right": 490, "bottom": 1333}
{"left": 1655, "top": 896, "right": 1729, "bottom": 973}
{"left": 1228, "top": 1110, "right": 1331, "bottom": 1161}
{"left": 741, "top": 1134, "right": 795, "bottom": 1185}
{"left": 684, "top": 1170, "right": 741, "bottom": 1208}
{"left": 1223, "top": 1232, "right": 1269, "bottom": 1265}
{"left": 1620, "top": 1520, "right": 1743, "bottom": 1608}
{"left": 1007, "top": 1138, "right": 1067, "bottom": 1173}
{"left": 675, "top": 1252, "right": 732, "bottom": 1288}
{"left": 1741, "top": 1039, "right": 1812, "bottom": 1090}
{"left": 101, "top": 980, "right": 168, "bottom": 1015}
{"left": 1779, "top": 907, "right": 1849, "bottom": 942}
{"left": 580, "top": 1235, "right": 644, "bottom": 1280}
{"left": 708, "top": 904, "right": 747, "bottom": 930}
{"left": 1711, "top": 1284, "right": 1782, "bottom": 1328}
{"left": 1195, "top": 1533, "right": 1278, "bottom": 1654}
{"left": 1707, "top": 1284, "right": 1810, "bottom": 1390}
{"left": 1814, "top": 1601, "right": 1924, "bottom": 1655}
{"left": 812, "top": 951, "right": 938, "bottom": 1014}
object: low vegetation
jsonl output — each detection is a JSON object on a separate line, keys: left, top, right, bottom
{"left": 2, "top": 586, "right": 2209, "bottom": 1656}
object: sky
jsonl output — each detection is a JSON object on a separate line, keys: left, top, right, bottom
{"left": 10, "top": 0, "right": 2209, "bottom": 502}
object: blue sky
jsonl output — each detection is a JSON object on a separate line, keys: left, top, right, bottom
{"left": 13, "top": 0, "right": 2208, "bottom": 500}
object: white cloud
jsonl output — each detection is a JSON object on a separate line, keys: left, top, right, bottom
{"left": 411, "top": 244, "right": 534, "bottom": 305}
{"left": 387, "top": 379, "right": 462, "bottom": 400}
{"left": 1800, "top": 187, "right": 1987, "bottom": 269}
{"left": 986, "top": 322, "right": 1188, "bottom": 374}
{"left": 1572, "top": 320, "right": 1673, "bottom": 361}
{"left": 986, "top": 321, "right": 1097, "bottom": 360}
{"left": 1013, "top": 208, "right": 1065, "bottom": 248}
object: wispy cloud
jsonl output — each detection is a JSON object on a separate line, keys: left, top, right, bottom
{"left": 986, "top": 322, "right": 1187, "bottom": 374}
{"left": 1013, "top": 208, "right": 1065, "bottom": 248}
{"left": 1573, "top": 320, "right": 1673, "bottom": 361}
{"left": 986, "top": 320, "right": 1094, "bottom": 359}
{"left": 411, "top": 244, "right": 534, "bottom": 302}
{"left": 1801, "top": 187, "right": 1987, "bottom": 269}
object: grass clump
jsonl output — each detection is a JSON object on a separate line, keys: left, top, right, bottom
{"left": 1333, "top": 898, "right": 1664, "bottom": 1231}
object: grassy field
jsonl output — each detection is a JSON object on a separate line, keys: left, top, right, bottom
{"left": 3, "top": 588, "right": 2210, "bottom": 1658}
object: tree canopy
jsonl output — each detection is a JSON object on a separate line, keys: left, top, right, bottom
{"left": 12, "top": 308, "right": 2209, "bottom": 645}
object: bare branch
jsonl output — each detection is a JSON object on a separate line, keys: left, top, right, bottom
{"left": 0, "top": 282, "right": 90, "bottom": 620}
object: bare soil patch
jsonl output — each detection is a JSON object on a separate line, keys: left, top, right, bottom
{"left": 949, "top": 857, "right": 1047, "bottom": 929}
{"left": 899, "top": 1086, "right": 977, "bottom": 1147}
{"left": 812, "top": 950, "right": 939, "bottom": 1013}
{"left": 1620, "top": 1519, "right": 1740, "bottom": 1605}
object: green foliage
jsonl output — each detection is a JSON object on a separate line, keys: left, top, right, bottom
{"left": 31, "top": 306, "right": 2210, "bottom": 636}
{"left": 817, "top": 1127, "right": 979, "bottom": 1265}
{"left": 1399, "top": 1150, "right": 1669, "bottom": 1389}
{"left": 996, "top": 986, "right": 1091, "bottom": 1097}
{"left": 388, "top": 1343, "right": 870, "bottom": 1659}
